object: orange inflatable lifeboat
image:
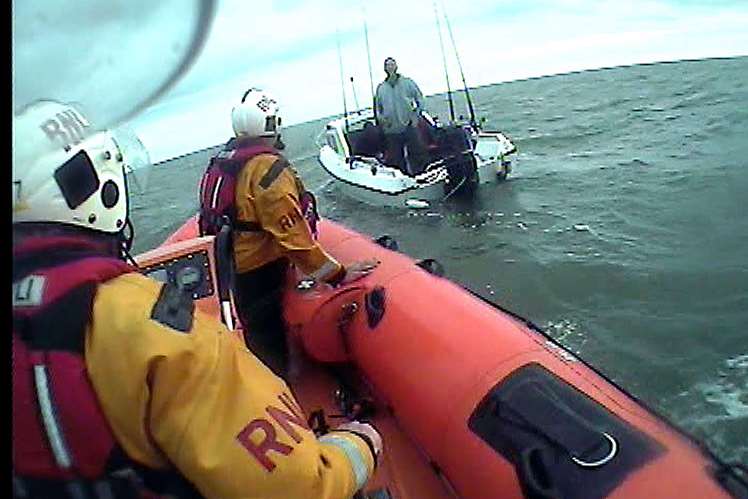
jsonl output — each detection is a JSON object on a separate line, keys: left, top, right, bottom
{"left": 139, "top": 216, "right": 747, "bottom": 499}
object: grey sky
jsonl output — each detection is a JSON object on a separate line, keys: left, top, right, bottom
{"left": 130, "top": 0, "right": 748, "bottom": 162}
{"left": 13, "top": 0, "right": 748, "bottom": 163}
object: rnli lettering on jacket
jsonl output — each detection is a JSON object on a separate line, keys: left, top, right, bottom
{"left": 13, "top": 236, "right": 374, "bottom": 498}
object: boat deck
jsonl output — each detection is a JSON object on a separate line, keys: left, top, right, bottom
{"left": 290, "top": 360, "right": 458, "bottom": 499}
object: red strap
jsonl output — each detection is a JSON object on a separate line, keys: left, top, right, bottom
{"left": 14, "top": 236, "right": 110, "bottom": 258}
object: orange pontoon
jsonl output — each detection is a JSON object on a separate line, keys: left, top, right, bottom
{"left": 139, "top": 216, "right": 747, "bottom": 499}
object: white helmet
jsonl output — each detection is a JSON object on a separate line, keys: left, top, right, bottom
{"left": 12, "top": 100, "right": 130, "bottom": 234}
{"left": 231, "top": 88, "right": 282, "bottom": 139}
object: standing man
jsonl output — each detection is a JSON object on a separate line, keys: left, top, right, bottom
{"left": 199, "top": 88, "right": 378, "bottom": 378}
{"left": 374, "top": 57, "right": 428, "bottom": 175}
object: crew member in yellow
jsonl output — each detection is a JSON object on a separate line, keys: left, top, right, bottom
{"left": 12, "top": 100, "right": 383, "bottom": 498}
{"left": 198, "top": 88, "right": 378, "bottom": 377}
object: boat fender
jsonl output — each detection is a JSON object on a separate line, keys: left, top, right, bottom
{"left": 364, "top": 286, "right": 386, "bottom": 329}
{"left": 373, "top": 235, "right": 399, "bottom": 251}
{"left": 295, "top": 288, "right": 367, "bottom": 363}
{"left": 416, "top": 258, "right": 445, "bottom": 277}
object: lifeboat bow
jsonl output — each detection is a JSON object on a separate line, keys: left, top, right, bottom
{"left": 138, "top": 215, "right": 748, "bottom": 499}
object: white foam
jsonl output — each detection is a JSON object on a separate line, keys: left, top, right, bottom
{"left": 544, "top": 319, "right": 588, "bottom": 354}
{"left": 405, "top": 199, "right": 430, "bottom": 209}
{"left": 692, "top": 354, "right": 748, "bottom": 419}
{"left": 698, "top": 383, "right": 748, "bottom": 419}
{"left": 726, "top": 354, "right": 748, "bottom": 370}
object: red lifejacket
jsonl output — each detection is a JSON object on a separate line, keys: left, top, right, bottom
{"left": 198, "top": 139, "right": 320, "bottom": 238}
{"left": 12, "top": 237, "right": 197, "bottom": 499}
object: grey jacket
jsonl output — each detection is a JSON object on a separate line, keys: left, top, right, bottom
{"left": 375, "top": 74, "right": 425, "bottom": 134}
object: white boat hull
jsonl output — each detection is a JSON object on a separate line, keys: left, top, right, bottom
{"left": 318, "top": 146, "right": 447, "bottom": 208}
{"left": 316, "top": 109, "right": 517, "bottom": 207}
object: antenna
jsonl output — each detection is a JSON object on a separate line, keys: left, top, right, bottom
{"left": 336, "top": 29, "right": 350, "bottom": 134}
{"left": 433, "top": 0, "right": 455, "bottom": 123}
{"left": 440, "top": 0, "right": 477, "bottom": 128}
{"left": 362, "top": 6, "right": 376, "bottom": 114}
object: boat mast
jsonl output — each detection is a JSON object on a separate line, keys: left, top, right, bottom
{"left": 336, "top": 29, "right": 350, "bottom": 134}
{"left": 362, "top": 7, "right": 377, "bottom": 116}
{"left": 440, "top": 0, "right": 477, "bottom": 128}
{"left": 433, "top": 0, "right": 455, "bottom": 123}
{"left": 350, "top": 76, "right": 361, "bottom": 111}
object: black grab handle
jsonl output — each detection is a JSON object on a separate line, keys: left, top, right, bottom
{"left": 374, "top": 234, "right": 399, "bottom": 251}
{"left": 364, "top": 286, "right": 386, "bottom": 329}
{"left": 416, "top": 258, "right": 445, "bottom": 277}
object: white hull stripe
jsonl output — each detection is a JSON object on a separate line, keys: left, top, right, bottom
{"left": 319, "top": 434, "right": 369, "bottom": 489}
{"left": 33, "top": 365, "right": 72, "bottom": 469}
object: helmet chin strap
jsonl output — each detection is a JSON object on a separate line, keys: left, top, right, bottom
{"left": 119, "top": 218, "right": 140, "bottom": 268}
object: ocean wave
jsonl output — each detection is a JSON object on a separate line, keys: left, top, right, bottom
{"left": 616, "top": 158, "right": 651, "bottom": 167}
{"left": 572, "top": 96, "right": 632, "bottom": 114}
{"left": 544, "top": 318, "right": 588, "bottom": 355}
{"left": 544, "top": 115, "right": 566, "bottom": 123}
{"left": 516, "top": 128, "right": 606, "bottom": 149}
{"left": 691, "top": 355, "right": 748, "bottom": 420}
